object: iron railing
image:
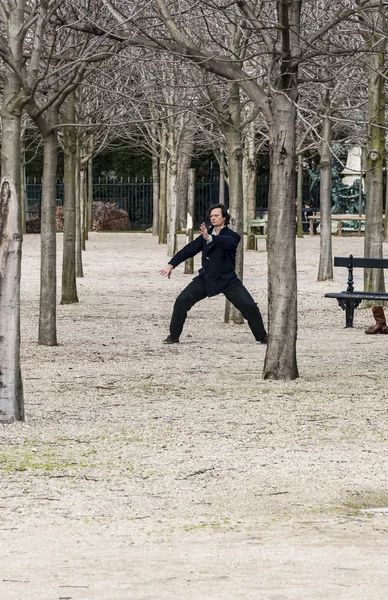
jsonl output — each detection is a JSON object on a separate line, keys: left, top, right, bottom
{"left": 25, "top": 176, "right": 316, "bottom": 231}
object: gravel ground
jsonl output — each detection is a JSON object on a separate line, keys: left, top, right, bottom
{"left": 1, "top": 231, "right": 388, "bottom": 600}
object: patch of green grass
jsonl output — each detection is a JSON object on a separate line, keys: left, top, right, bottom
{"left": 0, "top": 453, "right": 89, "bottom": 473}
{"left": 0, "top": 444, "right": 95, "bottom": 474}
{"left": 108, "top": 434, "right": 143, "bottom": 443}
{"left": 175, "top": 518, "right": 244, "bottom": 534}
{"left": 134, "top": 383, "right": 154, "bottom": 392}
{"left": 183, "top": 523, "right": 208, "bottom": 532}
{"left": 343, "top": 492, "right": 388, "bottom": 515}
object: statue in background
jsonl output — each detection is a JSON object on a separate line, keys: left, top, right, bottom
{"left": 308, "top": 166, "right": 320, "bottom": 201}
{"left": 307, "top": 152, "right": 366, "bottom": 232}
{"left": 331, "top": 167, "right": 364, "bottom": 214}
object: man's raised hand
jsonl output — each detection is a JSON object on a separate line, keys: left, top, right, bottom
{"left": 199, "top": 222, "right": 209, "bottom": 240}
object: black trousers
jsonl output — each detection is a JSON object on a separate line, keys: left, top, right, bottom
{"left": 169, "top": 278, "right": 267, "bottom": 341}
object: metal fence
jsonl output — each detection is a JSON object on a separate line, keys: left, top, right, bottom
{"left": 25, "top": 176, "right": 315, "bottom": 231}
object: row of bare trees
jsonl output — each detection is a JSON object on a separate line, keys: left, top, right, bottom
{"left": 99, "top": 0, "right": 388, "bottom": 378}
{"left": 0, "top": 1, "right": 130, "bottom": 421}
{"left": 1, "top": 0, "right": 387, "bottom": 422}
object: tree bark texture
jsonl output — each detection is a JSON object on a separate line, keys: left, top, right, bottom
{"left": 88, "top": 156, "right": 94, "bottom": 232}
{"left": 158, "top": 141, "right": 168, "bottom": 245}
{"left": 176, "top": 135, "right": 194, "bottom": 231}
{"left": 184, "top": 168, "right": 195, "bottom": 274}
{"left": 364, "top": 50, "right": 385, "bottom": 294}
{"left": 317, "top": 110, "right": 333, "bottom": 281}
{"left": 167, "top": 155, "right": 178, "bottom": 256}
{"left": 39, "top": 121, "right": 58, "bottom": 345}
{"left": 246, "top": 120, "right": 257, "bottom": 222}
{"left": 152, "top": 154, "right": 160, "bottom": 236}
{"left": 61, "top": 94, "right": 79, "bottom": 304}
{"left": 75, "top": 136, "right": 84, "bottom": 278}
{"left": 264, "top": 95, "right": 299, "bottom": 380}
{"left": 81, "top": 166, "right": 87, "bottom": 246}
{"left": 25, "top": 92, "right": 60, "bottom": 346}
{"left": 222, "top": 140, "right": 244, "bottom": 322}
{"left": 384, "top": 148, "right": 388, "bottom": 242}
{"left": 218, "top": 148, "right": 225, "bottom": 204}
{"left": 243, "top": 156, "right": 248, "bottom": 232}
{"left": 20, "top": 140, "right": 26, "bottom": 235}
{"left": 0, "top": 175, "right": 24, "bottom": 421}
{"left": 296, "top": 154, "right": 304, "bottom": 238}
{"left": 220, "top": 84, "right": 244, "bottom": 325}
{"left": 0, "top": 3, "right": 25, "bottom": 422}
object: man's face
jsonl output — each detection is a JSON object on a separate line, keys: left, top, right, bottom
{"left": 210, "top": 208, "right": 225, "bottom": 227}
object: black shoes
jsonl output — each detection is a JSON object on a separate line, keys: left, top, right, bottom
{"left": 163, "top": 335, "right": 180, "bottom": 344}
{"left": 163, "top": 334, "right": 267, "bottom": 344}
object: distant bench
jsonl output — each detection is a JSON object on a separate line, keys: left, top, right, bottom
{"left": 246, "top": 217, "right": 267, "bottom": 251}
{"left": 324, "top": 255, "right": 388, "bottom": 327}
{"left": 308, "top": 214, "right": 366, "bottom": 236}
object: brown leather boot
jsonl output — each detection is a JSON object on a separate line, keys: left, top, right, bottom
{"left": 365, "top": 306, "right": 387, "bottom": 334}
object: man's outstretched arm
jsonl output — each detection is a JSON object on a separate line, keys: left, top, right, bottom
{"left": 161, "top": 234, "right": 204, "bottom": 273}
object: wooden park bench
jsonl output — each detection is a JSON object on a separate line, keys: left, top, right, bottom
{"left": 324, "top": 255, "right": 388, "bottom": 327}
{"left": 246, "top": 216, "right": 267, "bottom": 251}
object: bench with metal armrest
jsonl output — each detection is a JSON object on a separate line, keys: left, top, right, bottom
{"left": 324, "top": 255, "right": 388, "bottom": 327}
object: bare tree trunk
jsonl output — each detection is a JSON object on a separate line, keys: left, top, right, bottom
{"left": 221, "top": 85, "right": 244, "bottom": 325}
{"left": 384, "top": 147, "right": 388, "bottom": 242}
{"left": 158, "top": 140, "right": 168, "bottom": 245}
{"left": 317, "top": 108, "right": 333, "bottom": 281}
{"left": 20, "top": 138, "right": 26, "bottom": 235}
{"left": 184, "top": 168, "right": 195, "bottom": 274}
{"left": 81, "top": 165, "right": 87, "bottom": 246}
{"left": 39, "top": 117, "right": 58, "bottom": 346}
{"left": 75, "top": 134, "right": 83, "bottom": 277}
{"left": 88, "top": 156, "right": 93, "bottom": 232}
{"left": 25, "top": 93, "right": 61, "bottom": 347}
{"left": 296, "top": 154, "right": 304, "bottom": 238}
{"left": 0, "top": 5, "right": 25, "bottom": 422}
{"left": 176, "top": 135, "right": 194, "bottom": 231}
{"left": 243, "top": 154, "right": 248, "bottom": 232}
{"left": 219, "top": 148, "right": 225, "bottom": 204}
{"left": 167, "top": 154, "right": 178, "bottom": 256}
{"left": 247, "top": 162, "right": 257, "bottom": 221}
{"left": 364, "top": 50, "right": 385, "bottom": 294}
{"left": 246, "top": 120, "right": 257, "bottom": 221}
{"left": 61, "top": 92, "right": 79, "bottom": 304}
{"left": 152, "top": 154, "right": 160, "bottom": 236}
{"left": 264, "top": 95, "right": 298, "bottom": 380}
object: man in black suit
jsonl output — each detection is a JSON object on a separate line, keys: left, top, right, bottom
{"left": 159, "top": 204, "right": 267, "bottom": 344}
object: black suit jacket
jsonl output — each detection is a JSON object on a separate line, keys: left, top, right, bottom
{"left": 168, "top": 226, "right": 241, "bottom": 297}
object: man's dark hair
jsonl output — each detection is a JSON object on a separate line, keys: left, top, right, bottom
{"left": 208, "top": 203, "right": 230, "bottom": 225}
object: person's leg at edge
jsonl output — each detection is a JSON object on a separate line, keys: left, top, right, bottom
{"left": 224, "top": 284, "right": 267, "bottom": 342}
{"left": 168, "top": 279, "right": 207, "bottom": 341}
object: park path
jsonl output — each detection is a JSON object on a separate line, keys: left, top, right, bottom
{"left": 1, "top": 232, "right": 388, "bottom": 599}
